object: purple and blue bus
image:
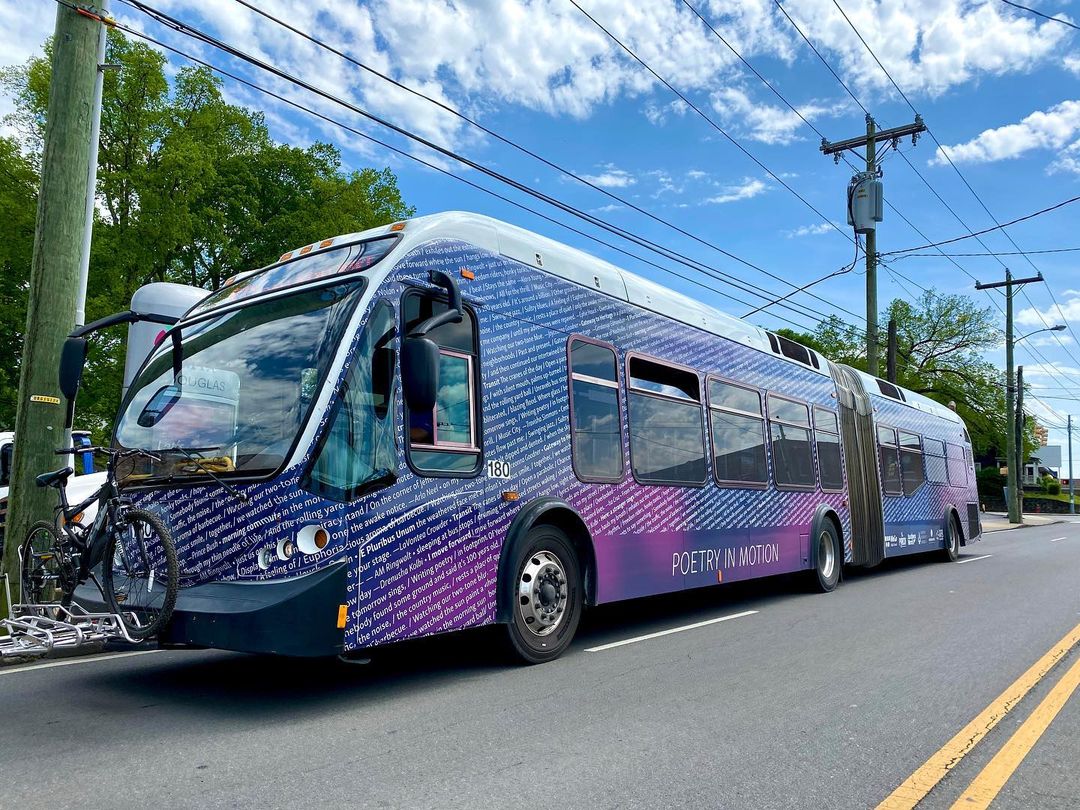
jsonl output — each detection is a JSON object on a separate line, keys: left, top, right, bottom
{"left": 94, "top": 211, "right": 981, "bottom": 662}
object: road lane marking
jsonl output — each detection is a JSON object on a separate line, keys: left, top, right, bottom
{"left": 1049, "top": 537, "right": 1066, "bottom": 543}
{"left": 584, "top": 610, "right": 758, "bottom": 652}
{"left": 949, "top": 653, "right": 1080, "bottom": 809}
{"left": 876, "top": 620, "right": 1080, "bottom": 810}
{"left": 0, "top": 648, "right": 164, "bottom": 677}
{"left": 956, "top": 554, "right": 993, "bottom": 564}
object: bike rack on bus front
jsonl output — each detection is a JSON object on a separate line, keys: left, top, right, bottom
{"left": 0, "top": 601, "right": 140, "bottom": 660}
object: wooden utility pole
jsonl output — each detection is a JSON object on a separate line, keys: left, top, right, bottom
{"left": 1015, "top": 365, "right": 1024, "bottom": 518}
{"left": 822, "top": 115, "right": 925, "bottom": 378}
{"left": 0, "top": 2, "right": 104, "bottom": 614}
{"left": 975, "top": 271, "right": 1042, "bottom": 524}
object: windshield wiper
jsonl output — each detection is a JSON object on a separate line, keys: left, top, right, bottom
{"left": 157, "top": 445, "right": 249, "bottom": 504}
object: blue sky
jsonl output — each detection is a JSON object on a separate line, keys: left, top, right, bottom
{"left": 3, "top": 0, "right": 1079, "bottom": 472}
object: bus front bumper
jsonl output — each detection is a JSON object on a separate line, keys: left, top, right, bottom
{"left": 77, "top": 561, "right": 349, "bottom": 657}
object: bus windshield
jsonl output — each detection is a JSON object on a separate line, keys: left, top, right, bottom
{"left": 115, "top": 281, "right": 364, "bottom": 480}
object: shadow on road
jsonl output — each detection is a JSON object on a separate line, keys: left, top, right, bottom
{"left": 65, "top": 549, "right": 947, "bottom": 720}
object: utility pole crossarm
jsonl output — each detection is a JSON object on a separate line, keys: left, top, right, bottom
{"left": 975, "top": 273, "right": 1043, "bottom": 290}
{"left": 821, "top": 117, "right": 926, "bottom": 155}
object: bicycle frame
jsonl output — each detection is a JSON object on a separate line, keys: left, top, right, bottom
{"left": 52, "top": 456, "right": 126, "bottom": 592}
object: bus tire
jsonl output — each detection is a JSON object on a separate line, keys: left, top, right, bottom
{"left": 809, "top": 520, "right": 841, "bottom": 593}
{"left": 941, "top": 512, "right": 961, "bottom": 562}
{"left": 503, "top": 525, "right": 583, "bottom": 664}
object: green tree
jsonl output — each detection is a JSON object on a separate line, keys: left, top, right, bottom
{"left": 0, "top": 29, "right": 413, "bottom": 441}
{"left": 0, "top": 137, "right": 38, "bottom": 428}
{"left": 777, "top": 291, "right": 1006, "bottom": 456}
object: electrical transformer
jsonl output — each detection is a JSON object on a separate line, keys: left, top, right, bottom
{"left": 847, "top": 172, "right": 883, "bottom": 234}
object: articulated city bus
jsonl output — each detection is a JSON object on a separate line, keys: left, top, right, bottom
{"left": 84, "top": 211, "right": 980, "bottom": 662}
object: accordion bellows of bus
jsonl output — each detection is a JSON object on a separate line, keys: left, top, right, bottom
{"left": 86, "top": 211, "right": 980, "bottom": 662}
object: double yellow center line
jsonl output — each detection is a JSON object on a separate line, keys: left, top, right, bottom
{"left": 878, "top": 620, "right": 1080, "bottom": 809}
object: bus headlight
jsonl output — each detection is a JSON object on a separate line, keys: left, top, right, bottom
{"left": 296, "top": 524, "right": 330, "bottom": 556}
{"left": 276, "top": 537, "right": 296, "bottom": 561}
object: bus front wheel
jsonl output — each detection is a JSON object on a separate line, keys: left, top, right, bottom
{"left": 503, "top": 525, "right": 583, "bottom": 664}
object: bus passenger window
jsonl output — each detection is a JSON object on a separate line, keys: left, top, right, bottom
{"left": 898, "top": 430, "right": 925, "bottom": 496}
{"left": 568, "top": 339, "right": 623, "bottom": 482}
{"left": 877, "top": 426, "right": 902, "bottom": 496}
{"left": 946, "top": 443, "right": 966, "bottom": 485}
{"left": 303, "top": 300, "right": 397, "bottom": 501}
{"left": 627, "top": 356, "right": 706, "bottom": 485}
{"left": 924, "top": 438, "right": 947, "bottom": 484}
{"left": 813, "top": 406, "right": 843, "bottom": 492}
{"left": 403, "top": 290, "right": 481, "bottom": 475}
{"left": 708, "top": 379, "right": 767, "bottom": 485}
{"left": 768, "top": 395, "right": 815, "bottom": 488}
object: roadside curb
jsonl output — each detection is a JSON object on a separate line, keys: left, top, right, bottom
{"left": 983, "top": 518, "right": 1070, "bottom": 533}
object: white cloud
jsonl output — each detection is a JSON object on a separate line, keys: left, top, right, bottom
{"left": 784, "top": 0, "right": 1070, "bottom": 98}
{"left": 580, "top": 163, "right": 635, "bottom": 188}
{"left": 786, "top": 223, "right": 835, "bottom": 237}
{"left": 1066, "top": 55, "right": 1080, "bottom": 76}
{"left": 1020, "top": 362, "right": 1080, "bottom": 380}
{"left": 704, "top": 176, "right": 768, "bottom": 204}
{"left": 590, "top": 203, "right": 622, "bottom": 214}
{"left": 644, "top": 99, "right": 688, "bottom": 126}
{"left": 2, "top": 0, "right": 1073, "bottom": 168}
{"left": 710, "top": 86, "right": 846, "bottom": 145}
{"left": 1027, "top": 333, "right": 1074, "bottom": 348}
{"left": 931, "top": 100, "right": 1080, "bottom": 166}
{"left": 1016, "top": 294, "right": 1080, "bottom": 329}
{"left": 686, "top": 169, "right": 708, "bottom": 180}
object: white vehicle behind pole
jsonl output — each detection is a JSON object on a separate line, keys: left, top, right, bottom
{"left": 1, "top": 282, "right": 207, "bottom": 547}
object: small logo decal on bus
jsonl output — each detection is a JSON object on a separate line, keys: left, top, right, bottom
{"left": 487, "top": 460, "right": 511, "bottom": 479}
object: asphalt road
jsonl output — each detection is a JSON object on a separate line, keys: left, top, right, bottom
{"left": 2, "top": 521, "right": 1079, "bottom": 809}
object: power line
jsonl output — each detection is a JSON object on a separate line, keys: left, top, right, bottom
{"left": 221, "top": 0, "right": 863, "bottom": 327}
{"left": 568, "top": 0, "right": 857, "bottom": 247}
{"left": 831, "top": 0, "right": 1080, "bottom": 363}
{"left": 115, "top": 0, "right": 872, "bottom": 334}
{"left": 891, "top": 247, "right": 1080, "bottom": 259}
{"left": 114, "top": 0, "right": 864, "bottom": 332}
{"left": 744, "top": 238, "right": 860, "bottom": 317}
{"left": 773, "top": 1, "right": 868, "bottom": 116}
{"left": 999, "top": 0, "right": 1080, "bottom": 32}
{"left": 881, "top": 194, "right": 1080, "bottom": 255}
{"left": 788, "top": 0, "right": 1080, "bottom": 397}
{"left": 82, "top": 2, "right": 853, "bottom": 337}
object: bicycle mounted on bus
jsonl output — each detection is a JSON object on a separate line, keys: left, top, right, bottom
{"left": 19, "top": 445, "right": 179, "bottom": 639}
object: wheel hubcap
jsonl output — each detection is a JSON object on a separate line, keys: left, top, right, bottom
{"left": 517, "top": 550, "right": 568, "bottom": 637}
{"left": 818, "top": 531, "right": 835, "bottom": 580}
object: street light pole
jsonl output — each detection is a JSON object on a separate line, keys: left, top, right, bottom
{"left": 975, "top": 272, "right": 1045, "bottom": 523}
{"left": 1070, "top": 414, "right": 1076, "bottom": 515}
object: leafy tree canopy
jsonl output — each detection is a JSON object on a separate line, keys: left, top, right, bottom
{"left": 0, "top": 29, "right": 414, "bottom": 440}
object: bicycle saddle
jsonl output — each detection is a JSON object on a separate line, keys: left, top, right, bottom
{"left": 35, "top": 467, "right": 73, "bottom": 489}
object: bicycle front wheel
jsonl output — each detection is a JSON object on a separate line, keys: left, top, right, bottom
{"left": 19, "top": 521, "right": 68, "bottom": 607}
{"left": 102, "top": 508, "right": 179, "bottom": 639}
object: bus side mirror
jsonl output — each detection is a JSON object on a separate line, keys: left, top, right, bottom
{"left": 401, "top": 336, "right": 439, "bottom": 412}
{"left": 59, "top": 337, "right": 88, "bottom": 402}
{"left": 59, "top": 336, "right": 88, "bottom": 429}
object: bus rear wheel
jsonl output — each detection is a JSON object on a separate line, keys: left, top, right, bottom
{"left": 810, "top": 521, "right": 841, "bottom": 593}
{"left": 504, "top": 525, "right": 583, "bottom": 664}
{"left": 941, "top": 513, "right": 961, "bottom": 562}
